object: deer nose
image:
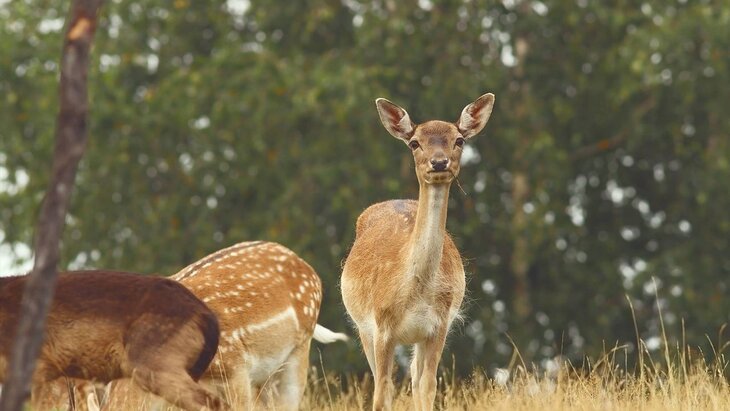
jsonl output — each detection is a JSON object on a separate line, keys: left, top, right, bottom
{"left": 430, "top": 158, "right": 449, "bottom": 172}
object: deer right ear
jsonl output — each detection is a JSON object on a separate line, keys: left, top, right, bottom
{"left": 375, "top": 98, "right": 415, "bottom": 142}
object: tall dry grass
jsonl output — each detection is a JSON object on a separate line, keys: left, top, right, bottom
{"left": 38, "top": 338, "right": 730, "bottom": 410}
{"left": 301, "top": 346, "right": 730, "bottom": 410}
{"left": 38, "top": 302, "right": 730, "bottom": 411}
{"left": 301, "top": 316, "right": 730, "bottom": 411}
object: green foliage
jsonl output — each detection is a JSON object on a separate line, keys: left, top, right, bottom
{"left": 1, "top": 0, "right": 729, "bottom": 376}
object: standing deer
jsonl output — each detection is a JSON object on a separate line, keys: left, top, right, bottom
{"left": 102, "top": 241, "right": 347, "bottom": 410}
{"left": 0, "top": 270, "right": 222, "bottom": 411}
{"left": 340, "top": 93, "right": 495, "bottom": 410}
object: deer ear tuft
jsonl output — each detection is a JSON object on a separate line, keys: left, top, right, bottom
{"left": 457, "top": 93, "right": 495, "bottom": 139}
{"left": 375, "top": 98, "right": 415, "bottom": 142}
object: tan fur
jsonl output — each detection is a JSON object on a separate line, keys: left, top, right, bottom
{"left": 0, "top": 271, "right": 222, "bottom": 411}
{"left": 103, "top": 241, "right": 336, "bottom": 410}
{"left": 342, "top": 94, "right": 495, "bottom": 411}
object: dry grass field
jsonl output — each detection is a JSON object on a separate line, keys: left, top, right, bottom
{"left": 299, "top": 348, "right": 730, "bottom": 411}
{"left": 29, "top": 306, "right": 730, "bottom": 411}
{"left": 88, "top": 341, "right": 730, "bottom": 411}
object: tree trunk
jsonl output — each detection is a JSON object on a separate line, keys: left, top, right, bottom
{"left": 510, "top": 171, "right": 532, "bottom": 322}
{"left": 0, "top": 1, "right": 103, "bottom": 410}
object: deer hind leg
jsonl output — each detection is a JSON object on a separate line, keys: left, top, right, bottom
{"left": 372, "top": 328, "right": 396, "bottom": 411}
{"left": 416, "top": 327, "right": 448, "bottom": 411}
{"left": 263, "top": 340, "right": 311, "bottom": 411}
{"left": 124, "top": 317, "right": 223, "bottom": 410}
{"left": 228, "top": 367, "right": 254, "bottom": 410}
{"left": 129, "top": 366, "right": 221, "bottom": 411}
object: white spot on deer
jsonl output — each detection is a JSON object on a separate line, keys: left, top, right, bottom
{"left": 231, "top": 328, "right": 246, "bottom": 341}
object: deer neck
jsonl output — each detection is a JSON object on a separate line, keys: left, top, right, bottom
{"left": 405, "top": 182, "right": 450, "bottom": 284}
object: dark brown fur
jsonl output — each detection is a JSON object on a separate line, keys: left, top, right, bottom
{"left": 0, "top": 270, "right": 222, "bottom": 411}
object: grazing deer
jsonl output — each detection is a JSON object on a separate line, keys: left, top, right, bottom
{"left": 340, "top": 93, "right": 495, "bottom": 410}
{"left": 102, "top": 241, "right": 347, "bottom": 410}
{"left": 0, "top": 270, "right": 222, "bottom": 411}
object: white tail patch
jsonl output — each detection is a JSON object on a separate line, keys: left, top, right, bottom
{"left": 312, "top": 324, "right": 349, "bottom": 344}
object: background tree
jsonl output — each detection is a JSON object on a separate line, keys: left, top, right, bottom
{"left": 1, "top": 0, "right": 729, "bottom": 377}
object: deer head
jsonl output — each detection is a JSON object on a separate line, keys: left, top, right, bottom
{"left": 375, "top": 93, "right": 495, "bottom": 185}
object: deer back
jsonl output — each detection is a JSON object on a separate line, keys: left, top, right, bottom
{"left": 172, "top": 241, "right": 323, "bottom": 379}
{"left": 0, "top": 271, "right": 218, "bottom": 384}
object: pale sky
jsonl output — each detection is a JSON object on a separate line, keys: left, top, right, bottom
{"left": 0, "top": 233, "right": 32, "bottom": 277}
{"left": 0, "top": 165, "right": 32, "bottom": 276}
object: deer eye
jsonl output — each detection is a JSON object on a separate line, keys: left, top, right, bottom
{"left": 408, "top": 140, "right": 420, "bottom": 150}
{"left": 455, "top": 137, "right": 465, "bottom": 148}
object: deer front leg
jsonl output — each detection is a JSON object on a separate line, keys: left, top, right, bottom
{"left": 410, "top": 344, "right": 424, "bottom": 411}
{"left": 372, "top": 328, "right": 396, "bottom": 411}
{"left": 417, "top": 326, "right": 447, "bottom": 411}
{"left": 359, "top": 329, "right": 376, "bottom": 376}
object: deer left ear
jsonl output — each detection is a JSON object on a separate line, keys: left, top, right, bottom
{"left": 457, "top": 93, "right": 495, "bottom": 139}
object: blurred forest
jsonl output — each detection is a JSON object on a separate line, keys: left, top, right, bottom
{"left": 1, "top": 0, "right": 729, "bottom": 376}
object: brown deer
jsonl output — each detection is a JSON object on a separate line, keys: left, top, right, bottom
{"left": 340, "top": 93, "right": 495, "bottom": 410}
{"left": 101, "top": 241, "right": 347, "bottom": 410}
{"left": 0, "top": 270, "right": 222, "bottom": 411}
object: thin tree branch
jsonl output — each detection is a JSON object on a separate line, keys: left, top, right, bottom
{"left": 0, "top": 1, "right": 103, "bottom": 410}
